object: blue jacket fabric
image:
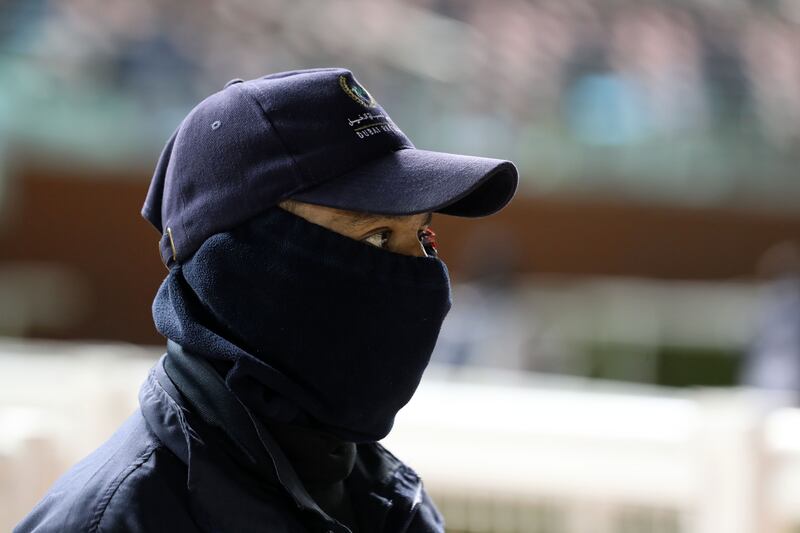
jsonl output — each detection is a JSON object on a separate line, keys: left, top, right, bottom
{"left": 14, "top": 354, "right": 445, "bottom": 533}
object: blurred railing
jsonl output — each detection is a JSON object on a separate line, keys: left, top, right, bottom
{"left": 386, "top": 368, "right": 800, "bottom": 533}
{"left": 1, "top": 339, "right": 799, "bottom": 533}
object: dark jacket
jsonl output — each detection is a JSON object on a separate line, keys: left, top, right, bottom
{"left": 14, "top": 352, "right": 445, "bottom": 533}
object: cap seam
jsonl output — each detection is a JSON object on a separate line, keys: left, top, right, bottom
{"left": 235, "top": 83, "right": 310, "bottom": 188}
{"left": 176, "top": 154, "right": 191, "bottom": 265}
{"left": 163, "top": 117, "right": 191, "bottom": 266}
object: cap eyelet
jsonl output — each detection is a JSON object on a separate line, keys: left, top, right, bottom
{"left": 211, "top": 120, "right": 221, "bottom": 130}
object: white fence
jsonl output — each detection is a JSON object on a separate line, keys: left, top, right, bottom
{"left": 385, "top": 367, "right": 800, "bottom": 533}
{"left": 1, "top": 338, "right": 799, "bottom": 533}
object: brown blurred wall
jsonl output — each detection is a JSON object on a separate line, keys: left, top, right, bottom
{"left": 1, "top": 166, "right": 799, "bottom": 344}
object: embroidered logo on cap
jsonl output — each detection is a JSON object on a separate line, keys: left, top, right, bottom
{"left": 339, "top": 75, "right": 377, "bottom": 108}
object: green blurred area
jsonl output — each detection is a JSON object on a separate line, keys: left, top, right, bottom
{"left": 584, "top": 342, "right": 741, "bottom": 387}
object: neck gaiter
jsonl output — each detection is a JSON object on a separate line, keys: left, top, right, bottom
{"left": 152, "top": 206, "right": 452, "bottom": 442}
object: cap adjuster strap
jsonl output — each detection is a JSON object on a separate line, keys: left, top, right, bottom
{"left": 159, "top": 227, "right": 178, "bottom": 269}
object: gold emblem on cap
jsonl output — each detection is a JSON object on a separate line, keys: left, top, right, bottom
{"left": 339, "top": 75, "right": 377, "bottom": 108}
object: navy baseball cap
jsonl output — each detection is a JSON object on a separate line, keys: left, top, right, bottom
{"left": 142, "top": 67, "right": 518, "bottom": 267}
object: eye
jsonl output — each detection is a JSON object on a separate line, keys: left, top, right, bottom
{"left": 362, "top": 230, "right": 391, "bottom": 249}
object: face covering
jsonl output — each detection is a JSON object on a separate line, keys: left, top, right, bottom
{"left": 152, "top": 205, "right": 452, "bottom": 442}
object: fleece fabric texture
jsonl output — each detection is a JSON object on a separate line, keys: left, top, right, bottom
{"left": 151, "top": 205, "right": 452, "bottom": 442}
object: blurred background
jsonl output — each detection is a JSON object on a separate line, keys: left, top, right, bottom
{"left": 1, "top": 0, "right": 799, "bottom": 532}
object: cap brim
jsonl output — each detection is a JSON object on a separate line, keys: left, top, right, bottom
{"left": 290, "top": 147, "right": 518, "bottom": 217}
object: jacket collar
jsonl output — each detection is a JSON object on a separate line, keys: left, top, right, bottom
{"left": 139, "top": 350, "right": 425, "bottom": 533}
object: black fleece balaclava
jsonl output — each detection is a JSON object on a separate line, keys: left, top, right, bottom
{"left": 152, "top": 205, "right": 452, "bottom": 442}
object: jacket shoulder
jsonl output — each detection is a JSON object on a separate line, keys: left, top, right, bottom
{"left": 14, "top": 410, "right": 197, "bottom": 533}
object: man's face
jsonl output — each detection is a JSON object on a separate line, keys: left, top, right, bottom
{"left": 278, "top": 199, "right": 434, "bottom": 258}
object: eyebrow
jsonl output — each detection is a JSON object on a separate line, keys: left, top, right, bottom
{"left": 344, "top": 211, "right": 433, "bottom": 228}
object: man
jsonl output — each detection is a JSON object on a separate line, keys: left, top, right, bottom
{"left": 15, "top": 68, "right": 517, "bottom": 532}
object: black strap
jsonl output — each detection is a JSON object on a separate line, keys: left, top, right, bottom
{"left": 163, "top": 339, "right": 273, "bottom": 478}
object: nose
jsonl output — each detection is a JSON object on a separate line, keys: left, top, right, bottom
{"left": 393, "top": 233, "right": 428, "bottom": 257}
{"left": 411, "top": 240, "right": 428, "bottom": 258}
